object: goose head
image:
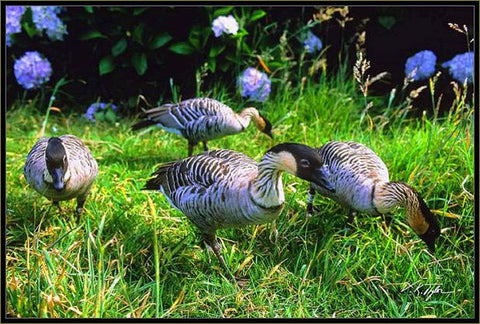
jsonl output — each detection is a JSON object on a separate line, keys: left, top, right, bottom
{"left": 266, "top": 143, "right": 327, "bottom": 186}
{"left": 45, "top": 137, "right": 68, "bottom": 192}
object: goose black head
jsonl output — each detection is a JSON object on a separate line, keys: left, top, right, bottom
{"left": 417, "top": 197, "right": 441, "bottom": 254}
{"left": 45, "top": 137, "right": 68, "bottom": 191}
{"left": 267, "top": 143, "right": 327, "bottom": 186}
{"left": 258, "top": 113, "right": 273, "bottom": 139}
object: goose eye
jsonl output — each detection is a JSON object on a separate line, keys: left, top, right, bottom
{"left": 299, "top": 159, "right": 310, "bottom": 168}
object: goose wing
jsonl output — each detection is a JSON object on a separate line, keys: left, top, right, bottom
{"left": 143, "top": 149, "right": 256, "bottom": 198}
{"left": 133, "top": 98, "right": 234, "bottom": 136}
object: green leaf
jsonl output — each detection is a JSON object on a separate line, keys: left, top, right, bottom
{"left": 209, "top": 44, "right": 226, "bottom": 58}
{"left": 207, "top": 58, "right": 216, "bottom": 73}
{"left": 132, "top": 23, "right": 145, "bottom": 44}
{"left": 241, "top": 41, "right": 252, "bottom": 54}
{"left": 104, "top": 109, "right": 117, "bottom": 123}
{"left": 93, "top": 111, "right": 105, "bottom": 122}
{"left": 133, "top": 8, "right": 148, "bottom": 16}
{"left": 131, "top": 53, "right": 148, "bottom": 75}
{"left": 85, "top": 6, "right": 93, "bottom": 13}
{"left": 22, "top": 22, "right": 38, "bottom": 38}
{"left": 168, "top": 42, "right": 195, "bottom": 55}
{"left": 80, "top": 30, "right": 107, "bottom": 40}
{"left": 378, "top": 16, "right": 396, "bottom": 30}
{"left": 249, "top": 9, "right": 266, "bottom": 22}
{"left": 213, "top": 7, "right": 234, "bottom": 17}
{"left": 151, "top": 32, "right": 172, "bottom": 49}
{"left": 111, "top": 38, "right": 127, "bottom": 57}
{"left": 99, "top": 56, "right": 115, "bottom": 75}
{"left": 188, "top": 26, "right": 203, "bottom": 50}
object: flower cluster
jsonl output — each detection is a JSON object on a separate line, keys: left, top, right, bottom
{"left": 14, "top": 51, "right": 52, "bottom": 89}
{"left": 6, "top": 6, "right": 26, "bottom": 47}
{"left": 85, "top": 102, "right": 118, "bottom": 122}
{"left": 31, "top": 6, "right": 68, "bottom": 41}
{"left": 212, "top": 15, "right": 239, "bottom": 37}
{"left": 404, "top": 50, "right": 437, "bottom": 81}
{"left": 238, "top": 67, "right": 271, "bottom": 102}
{"left": 442, "top": 52, "right": 474, "bottom": 84}
{"left": 303, "top": 31, "right": 323, "bottom": 53}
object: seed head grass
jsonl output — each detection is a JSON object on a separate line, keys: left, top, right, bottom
{"left": 5, "top": 75, "right": 474, "bottom": 318}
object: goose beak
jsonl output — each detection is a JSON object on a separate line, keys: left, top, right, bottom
{"left": 52, "top": 168, "right": 64, "bottom": 191}
{"left": 311, "top": 169, "right": 335, "bottom": 193}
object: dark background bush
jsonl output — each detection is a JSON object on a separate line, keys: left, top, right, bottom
{"left": 6, "top": 5, "right": 474, "bottom": 114}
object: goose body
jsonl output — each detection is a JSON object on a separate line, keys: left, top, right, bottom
{"left": 144, "top": 143, "right": 327, "bottom": 270}
{"left": 309, "top": 141, "right": 440, "bottom": 252}
{"left": 132, "top": 98, "right": 273, "bottom": 156}
{"left": 24, "top": 135, "right": 98, "bottom": 213}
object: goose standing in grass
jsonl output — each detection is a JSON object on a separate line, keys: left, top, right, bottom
{"left": 24, "top": 135, "right": 98, "bottom": 214}
{"left": 143, "top": 143, "right": 329, "bottom": 273}
{"left": 131, "top": 98, "right": 273, "bottom": 156}
{"left": 307, "top": 141, "right": 441, "bottom": 252}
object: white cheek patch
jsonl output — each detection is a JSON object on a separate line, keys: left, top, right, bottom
{"left": 277, "top": 151, "right": 297, "bottom": 174}
{"left": 43, "top": 169, "right": 53, "bottom": 183}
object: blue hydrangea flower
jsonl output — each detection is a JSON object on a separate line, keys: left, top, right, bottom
{"left": 6, "top": 6, "right": 27, "bottom": 47}
{"left": 442, "top": 52, "right": 474, "bottom": 84}
{"left": 14, "top": 51, "right": 52, "bottom": 89}
{"left": 212, "top": 15, "right": 239, "bottom": 37}
{"left": 85, "top": 102, "right": 118, "bottom": 122}
{"left": 238, "top": 67, "right": 271, "bottom": 102}
{"left": 303, "top": 31, "right": 323, "bottom": 53}
{"left": 31, "top": 6, "right": 68, "bottom": 41}
{"left": 404, "top": 50, "right": 437, "bottom": 81}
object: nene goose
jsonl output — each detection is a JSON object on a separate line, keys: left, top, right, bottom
{"left": 307, "top": 141, "right": 440, "bottom": 252}
{"left": 143, "top": 143, "right": 329, "bottom": 273}
{"left": 24, "top": 135, "right": 98, "bottom": 214}
{"left": 131, "top": 98, "right": 273, "bottom": 156}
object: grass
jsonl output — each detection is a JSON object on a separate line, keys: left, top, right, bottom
{"left": 5, "top": 73, "right": 475, "bottom": 318}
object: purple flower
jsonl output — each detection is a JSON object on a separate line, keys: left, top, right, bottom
{"left": 212, "top": 15, "right": 239, "bottom": 37}
{"left": 442, "top": 52, "right": 474, "bottom": 84}
{"left": 31, "top": 6, "right": 67, "bottom": 41}
{"left": 14, "top": 51, "right": 52, "bottom": 89}
{"left": 303, "top": 31, "right": 323, "bottom": 53}
{"left": 238, "top": 67, "right": 271, "bottom": 102}
{"left": 85, "top": 102, "right": 118, "bottom": 122}
{"left": 6, "top": 6, "right": 27, "bottom": 47}
{"left": 404, "top": 50, "right": 437, "bottom": 81}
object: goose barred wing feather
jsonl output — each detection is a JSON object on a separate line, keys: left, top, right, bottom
{"left": 144, "top": 149, "right": 258, "bottom": 232}
{"left": 24, "top": 137, "right": 49, "bottom": 190}
{"left": 313, "top": 141, "right": 389, "bottom": 213}
{"left": 133, "top": 98, "right": 236, "bottom": 142}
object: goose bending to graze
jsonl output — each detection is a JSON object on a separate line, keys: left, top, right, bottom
{"left": 307, "top": 141, "right": 440, "bottom": 252}
{"left": 143, "top": 143, "right": 329, "bottom": 273}
{"left": 131, "top": 98, "right": 273, "bottom": 156}
{"left": 24, "top": 135, "right": 98, "bottom": 214}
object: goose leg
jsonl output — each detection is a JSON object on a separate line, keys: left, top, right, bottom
{"left": 202, "top": 141, "right": 209, "bottom": 152}
{"left": 306, "top": 186, "right": 319, "bottom": 217}
{"left": 203, "top": 233, "right": 227, "bottom": 271}
{"left": 188, "top": 141, "right": 197, "bottom": 157}
{"left": 383, "top": 213, "right": 393, "bottom": 227}
{"left": 76, "top": 196, "right": 86, "bottom": 215}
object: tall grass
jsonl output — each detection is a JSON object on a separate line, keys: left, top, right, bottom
{"left": 5, "top": 68, "right": 474, "bottom": 318}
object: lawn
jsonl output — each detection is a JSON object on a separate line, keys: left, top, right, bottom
{"left": 5, "top": 74, "right": 475, "bottom": 318}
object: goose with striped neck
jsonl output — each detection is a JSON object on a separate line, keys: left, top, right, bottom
{"left": 143, "top": 143, "right": 328, "bottom": 273}
{"left": 307, "top": 141, "right": 440, "bottom": 253}
{"left": 132, "top": 98, "right": 273, "bottom": 156}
